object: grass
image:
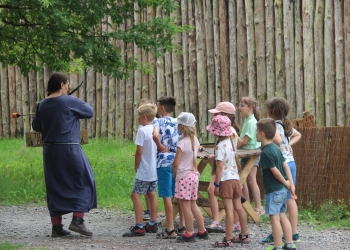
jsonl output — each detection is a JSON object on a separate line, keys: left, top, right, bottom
{"left": 0, "top": 138, "right": 349, "bottom": 229}
{"left": 0, "top": 138, "right": 212, "bottom": 213}
{"left": 0, "top": 242, "right": 24, "bottom": 250}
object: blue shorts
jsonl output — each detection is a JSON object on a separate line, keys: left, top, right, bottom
{"left": 157, "top": 167, "right": 175, "bottom": 198}
{"left": 241, "top": 155, "right": 261, "bottom": 166}
{"left": 287, "top": 161, "right": 296, "bottom": 200}
{"left": 265, "top": 188, "right": 288, "bottom": 215}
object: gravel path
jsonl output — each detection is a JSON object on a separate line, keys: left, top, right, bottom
{"left": 0, "top": 205, "right": 349, "bottom": 249}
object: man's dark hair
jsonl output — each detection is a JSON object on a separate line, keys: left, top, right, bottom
{"left": 47, "top": 72, "right": 68, "bottom": 96}
{"left": 256, "top": 118, "right": 276, "bottom": 140}
{"left": 157, "top": 96, "right": 176, "bottom": 113}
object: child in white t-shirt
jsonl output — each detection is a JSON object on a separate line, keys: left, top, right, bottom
{"left": 122, "top": 104, "right": 158, "bottom": 237}
{"left": 172, "top": 112, "right": 208, "bottom": 242}
{"left": 207, "top": 115, "right": 250, "bottom": 247}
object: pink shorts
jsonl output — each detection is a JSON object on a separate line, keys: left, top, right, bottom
{"left": 174, "top": 173, "right": 199, "bottom": 200}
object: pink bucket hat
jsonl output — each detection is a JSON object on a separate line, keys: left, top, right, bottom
{"left": 208, "top": 102, "right": 236, "bottom": 114}
{"left": 206, "top": 115, "right": 233, "bottom": 136}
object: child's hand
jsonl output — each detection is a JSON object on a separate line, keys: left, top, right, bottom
{"left": 289, "top": 185, "right": 297, "bottom": 199}
{"left": 159, "top": 145, "right": 170, "bottom": 153}
{"left": 206, "top": 154, "right": 215, "bottom": 160}
{"left": 214, "top": 187, "right": 220, "bottom": 196}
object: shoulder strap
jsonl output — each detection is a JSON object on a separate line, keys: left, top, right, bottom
{"left": 276, "top": 122, "right": 290, "bottom": 143}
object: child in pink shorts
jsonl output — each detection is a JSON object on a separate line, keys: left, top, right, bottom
{"left": 172, "top": 112, "right": 209, "bottom": 242}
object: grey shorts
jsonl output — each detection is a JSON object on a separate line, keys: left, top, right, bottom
{"left": 132, "top": 178, "right": 157, "bottom": 195}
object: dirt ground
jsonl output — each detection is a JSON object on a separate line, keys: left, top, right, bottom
{"left": 0, "top": 205, "right": 349, "bottom": 250}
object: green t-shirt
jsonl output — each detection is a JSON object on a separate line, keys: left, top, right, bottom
{"left": 260, "top": 143, "right": 287, "bottom": 193}
{"left": 240, "top": 114, "right": 261, "bottom": 149}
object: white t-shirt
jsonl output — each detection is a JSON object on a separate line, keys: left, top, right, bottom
{"left": 275, "top": 120, "right": 296, "bottom": 163}
{"left": 176, "top": 136, "right": 200, "bottom": 180}
{"left": 134, "top": 125, "right": 157, "bottom": 182}
{"left": 215, "top": 139, "right": 239, "bottom": 181}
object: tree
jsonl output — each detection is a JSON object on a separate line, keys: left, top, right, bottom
{"left": 0, "top": 0, "right": 190, "bottom": 78}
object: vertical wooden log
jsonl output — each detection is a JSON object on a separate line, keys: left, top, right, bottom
{"left": 125, "top": 18, "right": 135, "bottom": 140}
{"left": 87, "top": 67, "right": 96, "bottom": 138}
{"left": 245, "top": 0, "right": 256, "bottom": 97}
{"left": 101, "top": 18, "right": 108, "bottom": 138}
{"left": 283, "top": 0, "right": 295, "bottom": 118}
{"left": 22, "top": 73, "right": 30, "bottom": 134}
{"left": 28, "top": 71, "right": 37, "bottom": 123}
{"left": 228, "top": 0, "right": 238, "bottom": 105}
{"left": 15, "top": 67, "right": 23, "bottom": 136}
{"left": 219, "top": 0, "right": 230, "bottom": 101}
{"left": 107, "top": 16, "right": 116, "bottom": 139}
{"left": 133, "top": 4, "right": 142, "bottom": 139}
{"left": 8, "top": 66, "right": 16, "bottom": 137}
{"left": 95, "top": 71, "right": 102, "bottom": 139}
{"left": 237, "top": 0, "right": 248, "bottom": 102}
{"left": 78, "top": 70, "right": 87, "bottom": 130}
{"left": 69, "top": 72, "right": 79, "bottom": 98}
{"left": 188, "top": 0, "right": 198, "bottom": 116}
{"left": 294, "top": 0, "right": 304, "bottom": 118}
{"left": 1, "top": 66, "right": 9, "bottom": 137}
{"left": 274, "top": 0, "right": 285, "bottom": 97}
{"left": 171, "top": 6, "right": 185, "bottom": 115}
{"left": 345, "top": 0, "right": 350, "bottom": 126}
{"left": 181, "top": 0, "right": 190, "bottom": 111}
{"left": 254, "top": 0, "right": 266, "bottom": 114}
{"left": 265, "top": 0, "right": 275, "bottom": 100}
{"left": 195, "top": 0, "right": 207, "bottom": 141}
{"left": 334, "top": 0, "right": 345, "bottom": 126}
{"left": 302, "top": 0, "right": 315, "bottom": 115}
{"left": 213, "top": 0, "right": 221, "bottom": 103}
{"left": 37, "top": 68, "right": 45, "bottom": 101}
{"left": 164, "top": 9, "right": 173, "bottom": 97}
{"left": 156, "top": 7, "right": 165, "bottom": 99}
{"left": 141, "top": 7, "right": 149, "bottom": 99}
{"left": 314, "top": 0, "right": 325, "bottom": 126}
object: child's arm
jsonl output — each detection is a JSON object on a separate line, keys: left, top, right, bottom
{"left": 172, "top": 147, "right": 182, "bottom": 180}
{"left": 152, "top": 127, "right": 169, "bottom": 152}
{"left": 289, "top": 129, "right": 302, "bottom": 147}
{"left": 237, "top": 135, "right": 250, "bottom": 148}
{"left": 134, "top": 145, "right": 143, "bottom": 172}
{"left": 272, "top": 131, "right": 282, "bottom": 146}
{"left": 214, "top": 160, "right": 223, "bottom": 196}
{"left": 270, "top": 167, "right": 290, "bottom": 188}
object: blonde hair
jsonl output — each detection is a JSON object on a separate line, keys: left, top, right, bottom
{"left": 181, "top": 125, "right": 197, "bottom": 170}
{"left": 211, "top": 136, "right": 242, "bottom": 175}
{"left": 240, "top": 96, "right": 260, "bottom": 121}
{"left": 137, "top": 103, "right": 156, "bottom": 121}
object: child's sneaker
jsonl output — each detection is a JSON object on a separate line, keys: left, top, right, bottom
{"left": 144, "top": 222, "right": 158, "bottom": 233}
{"left": 196, "top": 230, "right": 209, "bottom": 239}
{"left": 282, "top": 233, "right": 301, "bottom": 242}
{"left": 122, "top": 226, "right": 145, "bottom": 237}
{"left": 283, "top": 243, "right": 297, "bottom": 250}
{"left": 156, "top": 228, "right": 177, "bottom": 239}
{"left": 205, "top": 221, "right": 224, "bottom": 233}
{"left": 176, "top": 226, "right": 186, "bottom": 235}
{"left": 176, "top": 231, "right": 197, "bottom": 242}
{"left": 262, "top": 233, "right": 274, "bottom": 243}
{"left": 232, "top": 223, "right": 241, "bottom": 232}
{"left": 143, "top": 210, "right": 150, "bottom": 220}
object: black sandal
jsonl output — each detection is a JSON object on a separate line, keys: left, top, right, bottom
{"left": 156, "top": 228, "right": 177, "bottom": 239}
{"left": 232, "top": 234, "right": 250, "bottom": 244}
{"left": 211, "top": 237, "right": 234, "bottom": 247}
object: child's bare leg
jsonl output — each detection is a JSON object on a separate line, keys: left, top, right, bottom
{"left": 222, "top": 198, "right": 234, "bottom": 240}
{"left": 163, "top": 197, "right": 174, "bottom": 231}
{"left": 181, "top": 200, "right": 194, "bottom": 233}
{"left": 270, "top": 215, "right": 283, "bottom": 246}
{"left": 247, "top": 166, "right": 263, "bottom": 210}
{"left": 144, "top": 193, "right": 151, "bottom": 211}
{"left": 241, "top": 162, "right": 250, "bottom": 203}
{"left": 131, "top": 193, "right": 143, "bottom": 224}
{"left": 147, "top": 191, "right": 158, "bottom": 221}
{"left": 280, "top": 212, "right": 293, "bottom": 242}
{"left": 191, "top": 200, "right": 206, "bottom": 232}
{"left": 232, "top": 198, "right": 247, "bottom": 235}
{"left": 233, "top": 208, "right": 240, "bottom": 225}
{"left": 287, "top": 199, "right": 298, "bottom": 234}
{"left": 208, "top": 175, "right": 220, "bottom": 224}
{"left": 177, "top": 198, "right": 185, "bottom": 228}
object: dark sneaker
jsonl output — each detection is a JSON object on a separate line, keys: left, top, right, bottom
{"left": 145, "top": 222, "right": 158, "bottom": 233}
{"left": 283, "top": 243, "right": 297, "bottom": 250}
{"left": 156, "top": 228, "right": 177, "bottom": 239}
{"left": 68, "top": 216, "right": 93, "bottom": 236}
{"left": 176, "top": 232, "right": 197, "bottom": 242}
{"left": 262, "top": 233, "right": 274, "bottom": 243}
{"left": 282, "top": 233, "right": 301, "bottom": 242}
{"left": 52, "top": 224, "right": 71, "bottom": 237}
{"left": 143, "top": 210, "right": 150, "bottom": 221}
{"left": 196, "top": 230, "right": 209, "bottom": 239}
{"left": 176, "top": 226, "right": 186, "bottom": 236}
{"left": 122, "top": 226, "right": 145, "bottom": 237}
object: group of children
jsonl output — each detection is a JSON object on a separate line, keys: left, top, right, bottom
{"left": 123, "top": 95, "right": 301, "bottom": 250}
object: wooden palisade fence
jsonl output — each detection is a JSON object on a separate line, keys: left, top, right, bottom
{"left": 1, "top": 0, "right": 350, "bottom": 142}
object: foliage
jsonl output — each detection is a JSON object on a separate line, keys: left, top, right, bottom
{"left": 0, "top": 242, "right": 24, "bottom": 250}
{"left": 0, "top": 0, "right": 191, "bottom": 78}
